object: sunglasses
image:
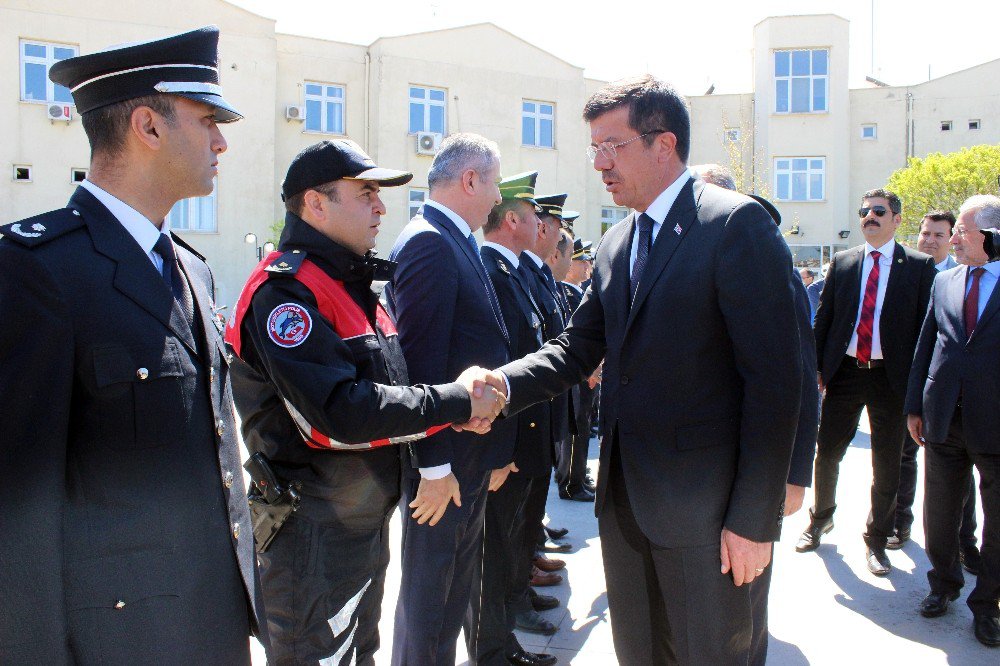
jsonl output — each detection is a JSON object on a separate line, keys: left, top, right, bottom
{"left": 858, "top": 205, "right": 888, "bottom": 218}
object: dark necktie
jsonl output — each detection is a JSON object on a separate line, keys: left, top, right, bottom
{"left": 467, "top": 233, "right": 510, "bottom": 342}
{"left": 631, "top": 213, "right": 654, "bottom": 301}
{"left": 964, "top": 267, "right": 986, "bottom": 340}
{"left": 540, "top": 264, "right": 566, "bottom": 324}
{"left": 855, "top": 250, "right": 882, "bottom": 364}
{"left": 154, "top": 233, "right": 196, "bottom": 330}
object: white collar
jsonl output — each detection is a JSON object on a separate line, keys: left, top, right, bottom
{"left": 635, "top": 168, "right": 692, "bottom": 224}
{"left": 80, "top": 179, "right": 169, "bottom": 254}
{"left": 864, "top": 238, "right": 896, "bottom": 258}
{"left": 522, "top": 250, "right": 544, "bottom": 269}
{"left": 935, "top": 257, "right": 952, "bottom": 271}
{"left": 425, "top": 199, "right": 472, "bottom": 238}
{"left": 481, "top": 241, "right": 520, "bottom": 268}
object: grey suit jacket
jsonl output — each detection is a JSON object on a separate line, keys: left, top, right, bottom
{"left": 499, "top": 178, "right": 802, "bottom": 547}
{"left": 904, "top": 264, "right": 1000, "bottom": 451}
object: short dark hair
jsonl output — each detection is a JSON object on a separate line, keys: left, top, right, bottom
{"left": 284, "top": 180, "right": 339, "bottom": 216}
{"left": 81, "top": 94, "right": 177, "bottom": 157}
{"left": 922, "top": 209, "right": 956, "bottom": 230}
{"left": 862, "top": 188, "right": 901, "bottom": 215}
{"left": 484, "top": 199, "right": 528, "bottom": 235}
{"left": 556, "top": 230, "right": 572, "bottom": 255}
{"left": 583, "top": 74, "right": 690, "bottom": 162}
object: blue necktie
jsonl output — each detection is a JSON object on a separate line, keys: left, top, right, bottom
{"left": 631, "top": 213, "right": 654, "bottom": 301}
{"left": 467, "top": 233, "right": 510, "bottom": 342}
{"left": 153, "top": 233, "right": 184, "bottom": 301}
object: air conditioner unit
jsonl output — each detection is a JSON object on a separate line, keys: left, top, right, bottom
{"left": 285, "top": 105, "right": 306, "bottom": 121}
{"left": 416, "top": 131, "right": 442, "bottom": 155}
{"left": 48, "top": 104, "right": 72, "bottom": 122}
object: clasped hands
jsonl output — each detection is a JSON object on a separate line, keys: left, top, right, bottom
{"left": 451, "top": 366, "right": 509, "bottom": 434}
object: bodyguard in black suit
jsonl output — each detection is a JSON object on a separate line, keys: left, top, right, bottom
{"left": 797, "top": 188, "right": 936, "bottom": 576}
{"left": 476, "top": 75, "right": 802, "bottom": 664}
{"left": 906, "top": 198, "right": 1000, "bottom": 646}
{"left": 0, "top": 28, "right": 267, "bottom": 663}
{"left": 386, "top": 133, "right": 517, "bottom": 666}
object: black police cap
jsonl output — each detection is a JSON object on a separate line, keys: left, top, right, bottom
{"left": 49, "top": 26, "right": 242, "bottom": 122}
{"left": 535, "top": 193, "right": 568, "bottom": 220}
{"left": 282, "top": 140, "right": 413, "bottom": 202}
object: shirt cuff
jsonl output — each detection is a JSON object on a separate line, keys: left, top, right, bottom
{"left": 419, "top": 463, "right": 452, "bottom": 480}
{"left": 501, "top": 371, "right": 512, "bottom": 404}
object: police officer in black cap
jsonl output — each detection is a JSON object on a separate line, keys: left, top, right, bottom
{"left": 226, "top": 139, "right": 504, "bottom": 665}
{"left": 0, "top": 26, "right": 264, "bottom": 663}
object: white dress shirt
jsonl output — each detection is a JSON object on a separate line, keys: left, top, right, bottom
{"left": 424, "top": 199, "right": 472, "bottom": 239}
{"left": 935, "top": 257, "right": 952, "bottom": 272}
{"left": 80, "top": 179, "right": 172, "bottom": 271}
{"left": 966, "top": 261, "right": 1000, "bottom": 320}
{"left": 847, "top": 239, "right": 896, "bottom": 359}
{"left": 628, "top": 168, "right": 692, "bottom": 274}
{"left": 481, "top": 241, "right": 520, "bottom": 268}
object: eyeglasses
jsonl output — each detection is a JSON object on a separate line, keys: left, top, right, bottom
{"left": 586, "top": 130, "right": 667, "bottom": 162}
{"left": 858, "top": 205, "right": 889, "bottom": 218}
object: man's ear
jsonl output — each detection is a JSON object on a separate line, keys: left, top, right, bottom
{"left": 461, "top": 169, "right": 479, "bottom": 196}
{"left": 656, "top": 131, "right": 677, "bottom": 163}
{"left": 130, "top": 106, "right": 164, "bottom": 151}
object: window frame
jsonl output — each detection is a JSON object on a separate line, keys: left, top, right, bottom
{"left": 969, "top": 119, "right": 981, "bottom": 130}
{"left": 302, "top": 81, "right": 346, "bottom": 135}
{"left": 940, "top": 120, "right": 952, "bottom": 132}
{"left": 408, "top": 187, "right": 428, "bottom": 221}
{"left": 408, "top": 85, "right": 447, "bottom": 135}
{"left": 601, "top": 205, "right": 628, "bottom": 235}
{"left": 773, "top": 48, "right": 829, "bottom": 114}
{"left": 167, "top": 180, "right": 219, "bottom": 233}
{"left": 724, "top": 127, "right": 742, "bottom": 143}
{"left": 20, "top": 39, "right": 78, "bottom": 104}
{"left": 860, "top": 123, "right": 877, "bottom": 140}
{"left": 522, "top": 100, "right": 555, "bottom": 148}
{"left": 773, "top": 157, "right": 826, "bottom": 202}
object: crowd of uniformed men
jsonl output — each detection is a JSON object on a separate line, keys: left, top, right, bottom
{"left": 2, "top": 23, "right": 1000, "bottom": 666}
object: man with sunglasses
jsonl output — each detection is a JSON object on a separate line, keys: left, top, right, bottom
{"left": 798, "top": 188, "right": 936, "bottom": 577}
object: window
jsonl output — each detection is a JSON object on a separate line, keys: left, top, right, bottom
{"left": 70, "top": 168, "right": 88, "bottom": 183}
{"left": 168, "top": 182, "right": 217, "bottom": 232}
{"left": 786, "top": 244, "right": 847, "bottom": 268}
{"left": 409, "top": 86, "right": 446, "bottom": 134}
{"left": 774, "top": 158, "right": 825, "bottom": 201}
{"left": 861, "top": 124, "right": 877, "bottom": 140}
{"left": 408, "top": 188, "right": 427, "bottom": 220}
{"left": 969, "top": 119, "right": 981, "bottom": 130}
{"left": 303, "top": 82, "right": 345, "bottom": 134}
{"left": 601, "top": 206, "right": 628, "bottom": 235}
{"left": 522, "top": 101, "right": 554, "bottom": 148}
{"left": 13, "top": 165, "right": 32, "bottom": 182}
{"left": 724, "top": 128, "right": 741, "bottom": 143}
{"left": 774, "top": 49, "right": 828, "bottom": 113}
{"left": 20, "top": 40, "right": 77, "bottom": 104}
{"left": 941, "top": 121, "right": 952, "bottom": 131}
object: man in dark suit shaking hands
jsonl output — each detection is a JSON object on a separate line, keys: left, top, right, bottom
{"left": 476, "top": 75, "right": 803, "bottom": 664}
{"left": 797, "top": 189, "right": 936, "bottom": 576}
{"left": 906, "top": 195, "right": 1000, "bottom": 647}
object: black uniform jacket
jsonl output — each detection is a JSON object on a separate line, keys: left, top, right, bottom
{"left": 229, "top": 213, "right": 472, "bottom": 522}
{"left": 481, "top": 245, "right": 552, "bottom": 476}
{"left": 0, "top": 187, "right": 266, "bottom": 663}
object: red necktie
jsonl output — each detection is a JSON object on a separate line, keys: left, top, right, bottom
{"left": 855, "top": 250, "right": 881, "bottom": 364}
{"left": 964, "top": 267, "right": 986, "bottom": 340}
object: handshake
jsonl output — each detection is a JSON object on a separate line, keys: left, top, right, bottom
{"left": 452, "top": 366, "right": 509, "bottom": 434}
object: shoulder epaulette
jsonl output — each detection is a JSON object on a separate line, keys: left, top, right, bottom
{"left": 0, "top": 207, "right": 85, "bottom": 247}
{"left": 265, "top": 249, "right": 307, "bottom": 275}
{"left": 170, "top": 232, "right": 207, "bottom": 261}
{"left": 370, "top": 256, "right": 397, "bottom": 282}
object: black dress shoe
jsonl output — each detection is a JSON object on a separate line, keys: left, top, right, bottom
{"left": 583, "top": 476, "right": 596, "bottom": 492}
{"left": 544, "top": 525, "right": 569, "bottom": 540}
{"left": 919, "top": 590, "right": 959, "bottom": 617}
{"left": 561, "top": 488, "right": 595, "bottom": 502}
{"left": 974, "top": 614, "right": 1000, "bottom": 647}
{"left": 961, "top": 546, "right": 982, "bottom": 576}
{"left": 795, "top": 516, "right": 834, "bottom": 553}
{"left": 530, "top": 592, "right": 560, "bottom": 611}
{"left": 866, "top": 546, "right": 891, "bottom": 576}
{"left": 507, "top": 648, "right": 557, "bottom": 665}
{"left": 886, "top": 527, "right": 911, "bottom": 550}
{"left": 515, "top": 609, "right": 558, "bottom": 635}
{"left": 541, "top": 538, "right": 572, "bottom": 553}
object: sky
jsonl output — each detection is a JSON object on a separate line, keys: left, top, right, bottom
{"left": 228, "top": 0, "right": 999, "bottom": 96}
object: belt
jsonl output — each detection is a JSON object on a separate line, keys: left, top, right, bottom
{"left": 845, "top": 355, "right": 884, "bottom": 369}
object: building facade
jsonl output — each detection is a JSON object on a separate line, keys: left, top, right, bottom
{"left": 4, "top": 3, "right": 998, "bottom": 303}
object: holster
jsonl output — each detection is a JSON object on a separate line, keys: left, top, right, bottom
{"left": 244, "top": 452, "right": 301, "bottom": 553}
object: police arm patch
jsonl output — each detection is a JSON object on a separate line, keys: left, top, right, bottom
{"left": 267, "top": 303, "right": 312, "bottom": 347}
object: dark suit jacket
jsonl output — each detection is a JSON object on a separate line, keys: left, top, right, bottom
{"left": 905, "top": 265, "right": 1000, "bottom": 451}
{"left": 0, "top": 188, "right": 265, "bottom": 663}
{"left": 500, "top": 178, "right": 802, "bottom": 547}
{"left": 386, "top": 205, "right": 515, "bottom": 480}
{"left": 481, "top": 246, "right": 552, "bottom": 476}
{"left": 814, "top": 243, "right": 936, "bottom": 396}
{"left": 789, "top": 279, "right": 820, "bottom": 487}
{"left": 806, "top": 277, "right": 823, "bottom": 323}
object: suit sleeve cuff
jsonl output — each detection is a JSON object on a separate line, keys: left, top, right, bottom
{"left": 419, "top": 463, "right": 452, "bottom": 480}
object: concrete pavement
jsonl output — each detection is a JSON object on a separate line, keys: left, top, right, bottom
{"left": 250, "top": 411, "right": 994, "bottom": 664}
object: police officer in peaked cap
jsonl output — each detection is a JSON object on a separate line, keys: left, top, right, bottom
{"left": 0, "top": 26, "right": 267, "bottom": 663}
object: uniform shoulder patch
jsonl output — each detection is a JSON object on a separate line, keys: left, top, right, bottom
{"left": 267, "top": 302, "right": 312, "bottom": 347}
{"left": 265, "top": 249, "right": 306, "bottom": 275}
{"left": 497, "top": 258, "right": 510, "bottom": 275}
{"left": 0, "top": 208, "right": 84, "bottom": 247}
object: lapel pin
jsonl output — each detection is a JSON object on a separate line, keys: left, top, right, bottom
{"left": 897, "top": 258, "right": 903, "bottom": 264}
{"left": 674, "top": 223, "right": 682, "bottom": 235}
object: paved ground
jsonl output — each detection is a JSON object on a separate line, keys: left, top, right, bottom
{"left": 251, "top": 411, "right": 994, "bottom": 664}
